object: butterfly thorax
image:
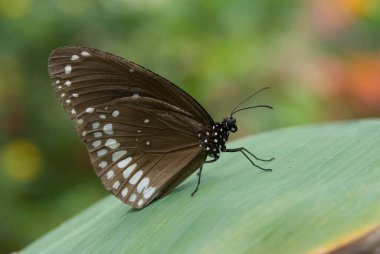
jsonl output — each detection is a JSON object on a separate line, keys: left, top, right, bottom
{"left": 198, "top": 121, "right": 230, "bottom": 159}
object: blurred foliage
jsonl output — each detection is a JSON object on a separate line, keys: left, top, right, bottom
{"left": 0, "top": 0, "right": 379, "bottom": 252}
{"left": 1, "top": 139, "right": 42, "bottom": 182}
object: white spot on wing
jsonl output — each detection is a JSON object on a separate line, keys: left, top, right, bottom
{"left": 143, "top": 186, "right": 156, "bottom": 199}
{"left": 129, "top": 193, "right": 137, "bottom": 202}
{"left": 92, "top": 140, "right": 101, "bottom": 148}
{"left": 97, "top": 149, "right": 107, "bottom": 157}
{"left": 137, "top": 177, "right": 149, "bottom": 193}
{"left": 65, "top": 80, "right": 71, "bottom": 86}
{"left": 106, "top": 170, "right": 114, "bottom": 179}
{"left": 132, "top": 93, "right": 139, "bottom": 98}
{"left": 81, "top": 51, "right": 90, "bottom": 57}
{"left": 55, "top": 80, "right": 60, "bottom": 84}
{"left": 99, "top": 114, "right": 106, "bottom": 119}
{"left": 117, "top": 157, "right": 132, "bottom": 168}
{"left": 77, "top": 119, "right": 83, "bottom": 125}
{"left": 113, "top": 181, "right": 120, "bottom": 189}
{"left": 71, "top": 109, "right": 76, "bottom": 115}
{"left": 86, "top": 107, "right": 95, "bottom": 113}
{"left": 72, "top": 93, "right": 79, "bottom": 97}
{"left": 144, "top": 119, "right": 149, "bottom": 124}
{"left": 146, "top": 141, "right": 150, "bottom": 146}
{"left": 71, "top": 54, "right": 79, "bottom": 61}
{"left": 94, "top": 132, "right": 102, "bottom": 138}
{"left": 105, "top": 138, "right": 120, "bottom": 149}
{"left": 129, "top": 170, "right": 143, "bottom": 185}
{"left": 61, "top": 93, "right": 65, "bottom": 98}
{"left": 92, "top": 122, "right": 100, "bottom": 129}
{"left": 112, "top": 150, "right": 127, "bottom": 162}
{"left": 64, "top": 65, "right": 72, "bottom": 74}
{"left": 123, "top": 163, "right": 137, "bottom": 179}
{"left": 112, "top": 110, "right": 119, "bottom": 117}
{"left": 121, "top": 188, "right": 128, "bottom": 197}
{"left": 138, "top": 199, "right": 143, "bottom": 206}
{"left": 103, "top": 123, "right": 113, "bottom": 135}
{"left": 82, "top": 131, "right": 87, "bottom": 136}
{"left": 99, "top": 161, "right": 107, "bottom": 169}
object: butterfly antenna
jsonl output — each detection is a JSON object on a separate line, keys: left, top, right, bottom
{"left": 231, "top": 105, "right": 273, "bottom": 116}
{"left": 230, "top": 87, "right": 270, "bottom": 116}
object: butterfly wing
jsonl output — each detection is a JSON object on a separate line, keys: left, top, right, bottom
{"left": 48, "top": 46, "right": 213, "bottom": 127}
{"left": 76, "top": 97, "right": 206, "bottom": 208}
{"left": 48, "top": 47, "right": 212, "bottom": 208}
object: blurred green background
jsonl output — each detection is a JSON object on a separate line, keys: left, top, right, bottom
{"left": 0, "top": 0, "right": 379, "bottom": 252}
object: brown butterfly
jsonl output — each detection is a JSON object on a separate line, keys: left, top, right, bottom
{"left": 48, "top": 47, "right": 273, "bottom": 209}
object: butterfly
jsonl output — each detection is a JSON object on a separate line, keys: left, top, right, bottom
{"left": 48, "top": 47, "right": 274, "bottom": 209}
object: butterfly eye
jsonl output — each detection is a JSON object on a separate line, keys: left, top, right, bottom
{"left": 229, "top": 125, "right": 237, "bottom": 132}
{"left": 226, "top": 118, "right": 237, "bottom": 132}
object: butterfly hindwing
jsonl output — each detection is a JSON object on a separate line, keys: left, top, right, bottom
{"left": 72, "top": 96, "right": 206, "bottom": 208}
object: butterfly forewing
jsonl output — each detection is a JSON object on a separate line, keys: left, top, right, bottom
{"left": 48, "top": 47, "right": 213, "bottom": 126}
{"left": 48, "top": 48, "right": 212, "bottom": 209}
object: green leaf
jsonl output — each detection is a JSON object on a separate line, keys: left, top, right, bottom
{"left": 22, "top": 120, "right": 380, "bottom": 254}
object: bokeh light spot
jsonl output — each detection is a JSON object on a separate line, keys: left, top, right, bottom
{"left": 1, "top": 139, "right": 43, "bottom": 182}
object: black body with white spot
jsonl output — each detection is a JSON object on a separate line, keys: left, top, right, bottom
{"left": 199, "top": 117, "right": 238, "bottom": 159}
{"left": 48, "top": 47, "right": 273, "bottom": 209}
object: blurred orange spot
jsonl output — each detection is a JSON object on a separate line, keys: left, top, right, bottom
{"left": 323, "top": 53, "right": 380, "bottom": 112}
{"left": 349, "top": 55, "right": 380, "bottom": 106}
{"left": 339, "top": 0, "right": 372, "bottom": 16}
{"left": 0, "top": 139, "right": 43, "bottom": 182}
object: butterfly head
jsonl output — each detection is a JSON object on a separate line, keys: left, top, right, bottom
{"left": 225, "top": 117, "right": 237, "bottom": 133}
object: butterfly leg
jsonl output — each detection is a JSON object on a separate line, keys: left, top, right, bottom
{"left": 205, "top": 157, "right": 218, "bottom": 163}
{"left": 240, "top": 148, "right": 274, "bottom": 162}
{"left": 191, "top": 165, "right": 203, "bottom": 197}
{"left": 224, "top": 148, "right": 273, "bottom": 171}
